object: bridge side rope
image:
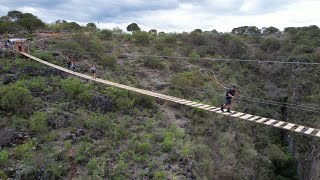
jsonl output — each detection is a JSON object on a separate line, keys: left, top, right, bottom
{"left": 202, "top": 70, "right": 228, "bottom": 90}
{"left": 20, "top": 52, "right": 320, "bottom": 138}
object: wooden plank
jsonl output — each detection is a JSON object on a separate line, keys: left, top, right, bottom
{"left": 203, "top": 106, "right": 215, "bottom": 110}
{"left": 274, "top": 121, "right": 285, "bottom": 127}
{"left": 210, "top": 108, "right": 221, "bottom": 112}
{"left": 239, "top": 114, "right": 253, "bottom": 120}
{"left": 294, "top": 126, "right": 305, "bottom": 132}
{"left": 198, "top": 105, "right": 211, "bottom": 109}
{"left": 283, "top": 123, "right": 295, "bottom": 130}
{"left": 256, "top": 118, "right": 268, "bottom": 123}
{"left": 231, "top": 112, "right": 244, "bottom": 117}
{"left": 265, "top": 119, "right": 276, "bottom": 125}
{"left": 248, "top": 116, "right": 260, "bottom": 121}
{"left": 304, "top": 128, "right": 314, "bottom": 134}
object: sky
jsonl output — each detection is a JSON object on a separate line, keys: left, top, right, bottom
{"left": 0, "top": 0, "right": 319, "bottom": 32}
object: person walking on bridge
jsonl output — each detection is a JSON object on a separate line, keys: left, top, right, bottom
{"left": 221, "top": 85, "right": 238, "bottom": 113}
{"left": 90, "top": 64, "right": 97, "bottom": 79}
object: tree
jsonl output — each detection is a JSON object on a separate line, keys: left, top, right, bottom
{"left": 149, "top": 29, "right": 157, "bottom": 35}
{"left": 87, "top": 22, "right": 97, "bottom": 28}
{"left": 231, "top": 26, "right": 261, "bottom": 35}
{"left": 0, "top": 21, "right": 15, "bottom": 34}
{"left": 262, "top": 26, "right": 280, "bottom": 35}
{"left": 99, "top": 29, "right": 113, "bottom": 40}
{"left": 127, "top": 23, "right": 140, "bottom": 32}
{"left": 86, "top": 22, "right": 97, "bottom": 32}
{"left": 284, "top": 27, "right": 297, "bottom": 34}
{"left": 7, "top": 10, "right": 23, "bottom": 22}
{"left": 67, "top": 22, "right": 82, "bottom": 30}
{"left": 17, "top": 13, "right": 45, "bottom": 33}
{"left": 193, "top": 29, "right": 203, "bottom": 33}
{"left": 0, "top": 15, "right": 16, "bottom": 33}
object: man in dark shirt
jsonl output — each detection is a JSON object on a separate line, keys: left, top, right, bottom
{"left": 221, "top": 85, "right": 237, "bottom": 113}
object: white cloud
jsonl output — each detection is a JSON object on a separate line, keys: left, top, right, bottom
{"left": 0, "top": 0, "right": 319, "bottom": 32}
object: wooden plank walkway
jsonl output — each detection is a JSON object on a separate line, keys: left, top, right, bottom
{"left": 20, "top": 52, "right": 320, "bottom": 138}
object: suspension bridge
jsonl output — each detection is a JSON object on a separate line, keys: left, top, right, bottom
{"left": 19, "top": 52, "right": 320, "bottom": 138}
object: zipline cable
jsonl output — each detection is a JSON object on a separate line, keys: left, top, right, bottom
{"left": 134, "top": 54, "right": 320, "bottom": 65}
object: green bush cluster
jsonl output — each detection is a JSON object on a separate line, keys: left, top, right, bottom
{"left": 137, "top": 142, "right": 152, "bottom": 154}
{"left": 155, "top": 172, "right": 167, "bottom": 180}
{"left": 25, "top": 77, "right": 46, "bottom": 91}
{"left": 132, "top": 31, "right": 151, "bottom": 45}
{"left": 103, "top": 87, "right": 135, "bottom": 110}
{"left": 0, "top": 150, "right": 9, "bottom": 166}
{"left": 99, "top": 29, "right": 113, "bottom": 40}
{"left": 171, "top": 71, "right": 204, "bottom": 87}
{"left": 86, "top": 158, "right": 98, "bottom": 175}
{"left": 100, "top": 55, "right": 117, "bottom": 67}
{"left": 144, "top": 57, "right": 166, "bottom": 69}
{"left": 188, "top": 51, "right": 201, "bottom": 59}
{"left": 0, "top": 83, "right": 33, "bottom": 114}
{"left": 30, "top": 111, "right": 48, "bottom": 133}
{"left": 162, "top": 132, "right": 175, "bottom": 152}
{"left": 60, "top": 78, "right": 91, "bottom": 103}
{"left": 15, "top": 140, "right": 35, "bottom": 159}
{"left": 31, "top": 50, "right": 55, "bottom": 61}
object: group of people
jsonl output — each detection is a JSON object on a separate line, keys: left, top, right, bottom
{"left": 66, "top": 58, "right": 97, "bottom": 79}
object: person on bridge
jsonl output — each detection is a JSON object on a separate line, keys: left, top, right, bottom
{"left": 66, "top": 58, "right": 72, "bottom": 70}
{"left": 90, "top": 64, "right": 97, "bottom": 79}
{"left": 71, "top": 63, "right": 76, "bottom": 71}
{"left": 221, "top": 85, "right": 238, "bottom": 113}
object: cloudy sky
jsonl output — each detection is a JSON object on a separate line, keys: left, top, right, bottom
{"left": 0, "top": 0, "right": 319, "bottom": 32}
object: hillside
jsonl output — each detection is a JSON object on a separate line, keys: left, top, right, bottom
{"left": 1, "top": 12, "right": 320, "bottom": 180}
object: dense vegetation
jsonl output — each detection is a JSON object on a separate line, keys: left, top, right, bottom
{"left": 1, "top": 10, "right": 320, "bottom": 179}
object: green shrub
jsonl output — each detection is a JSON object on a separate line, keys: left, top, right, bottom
{"left": 100, "top": 55, "right": 117, "bottom": 67}
{"left": 155, "top": 172, "right": 167, "bottom": 180}
{"left": 31, "top": 50, "right": 55, "bottom": 61}
{"left": 85, "top": 114, "right": 110, "bottom": 131}
{"left": 112, "top": 160, "right": 129, "bottom": 178}
{"left": 133, "top": 31, "right": 151, "bottom": 45}
{"left": 137, "top": 142, "right": 152, "bottom": 154}
{"left": 47, "top": 162, "right": 66, "bottom": 178}
{"left": 99, "top": 29, "right": 113, "bottom": 40}
{"left": 169, "top": 125, "right": 185, "bottom": 139}
{"left": 162, "top": 132, "right": 175, "bottom": 152}
{"left": 162, "top": 138, "right": 174, "bottom": 152}
{"left": 171, "top": 71, "right": 204, "bottom": 87}
{"left": 30, "top": 112, "right": 48, "bottom": 133}
{"left": 27, "top": 77, "right": 45, "bottom": 91}
{"left": 132, "top": 154, "right": 148, "bottom": 163}
{"left": 60, "top": 78, "right": 91, "bottom": 103}
{"left": 0, "top": 83, "right": 33, "bottom": 114}
{"left": 260, "top": 38, "right": 281, "bottom": 52}
{"left": 102, "top": 87, "right": 135, "bottom": 110}
{"left": 86, "top": 158, "right": 98, "bottom": 175}
{"left": 15, "top": 140, "right": 35, "bottom": 159}
{"left": 10, "top": 115, "right": 28, "bottom": 128}
{"left": 0, "top": 150, "right": 9, "bottom": 166}
{"left": 162, "top": 47, "right": 175, "bottom": 56}
{"left": 0, "top": 170, "right": 8, "bottom": 179}
{"left": 144, "top": 57, "right": 166, "bottom": 69}
{"left": 76, "top": 142, "right": 91, "bottom": 163}
{"left": 188, "top": 51, "right": 200, "bottom": 59}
